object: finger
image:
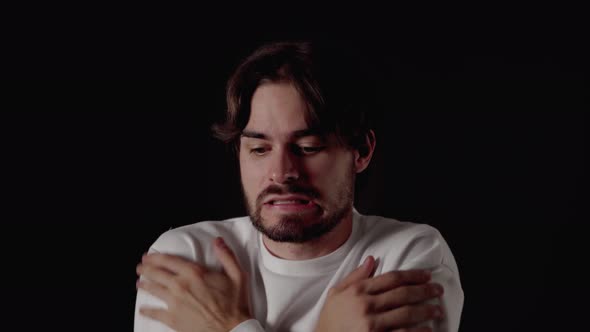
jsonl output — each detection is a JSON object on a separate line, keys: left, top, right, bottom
{"left": 137, "top": 280, "right": 173, "bottom": 304}
{"left": 334, "top": 256, "right": 375, "bottom": 291}
{"left": 137, "top": 263, "right": 177, "bottom": 289}
{"left": 374, "top": 304, "right": 443, "bottom": 329}
{"left": 212, "top": 237, "right": 244, "bottom": 284}
{"left": 142, "top": 253, "right": 206, "bottom": 277}
{"left": 363, "top": 269, "right": 431, "bottom": 294}
{"left": 139, "top": 306, "right": 175, "bottom": 329}
{"left": 372, "top": 283, "right": 444, "bottom": 311}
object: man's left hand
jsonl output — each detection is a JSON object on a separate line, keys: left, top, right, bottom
{"left": 136, "top": 237, "right": 252, "bottom": 332}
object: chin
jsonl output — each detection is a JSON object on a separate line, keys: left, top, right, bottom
{"left": 252, "top": 207, "right": 344, "bottom": 243}
{"left": 262, "top": 208, "right": 322, "bottom": 225}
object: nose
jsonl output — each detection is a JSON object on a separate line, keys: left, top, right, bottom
{"left": 269, "top": 147, "right": 299, "bottom": 184}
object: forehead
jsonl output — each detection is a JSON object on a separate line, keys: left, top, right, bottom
{"left": 246, "top": 82, "right": 310, "bottom": 136}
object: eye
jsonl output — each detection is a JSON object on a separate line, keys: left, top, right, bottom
{"left": 296, "top": 146, "right": 326, "bottom": 155}
{"left": 250, "top": 147, "right": 268, "bottom": 156}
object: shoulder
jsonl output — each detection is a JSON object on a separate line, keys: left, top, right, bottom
{"left": 359, "top": 213, "right": 442, "bottom": 245}
{"left": 356, "top": 213, "right": 464, "bottom": 330}
{"left": 148, "top": 216, "right": 255, "bottom": 263}
{"left": 357, "top": 213, "right": 457, "bottom": 272}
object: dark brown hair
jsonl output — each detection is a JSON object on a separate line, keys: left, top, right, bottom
{"left": 212, "top": 40, "right": 373, "bottom": 154}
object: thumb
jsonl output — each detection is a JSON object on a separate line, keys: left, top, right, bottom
{"left": 335, "top": 255, "right": 375, "bottom": 290}
{"left": 213, "top": 237, "right": 244, "bottom": 284}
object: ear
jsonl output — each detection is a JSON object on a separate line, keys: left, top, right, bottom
{"left": 353, "top": 130, "right": 376, "bottom": 174}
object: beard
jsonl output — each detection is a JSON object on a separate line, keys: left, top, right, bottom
{"left": 242, "top": 167, "right": 355, "bottom": 243}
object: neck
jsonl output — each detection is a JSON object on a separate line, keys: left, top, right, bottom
{"left": 262, "top": 210, "right": 354, "bottom": 260}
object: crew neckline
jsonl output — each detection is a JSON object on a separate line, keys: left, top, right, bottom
{"left": 258, "top": 209, "right": 362, "bottom": 277}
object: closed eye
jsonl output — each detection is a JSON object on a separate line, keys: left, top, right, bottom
{"left": 295, "top": 146, "right": 326, "bottom": 155}
{"left": 250, "top": 147, "right": 269, "bottom": 156}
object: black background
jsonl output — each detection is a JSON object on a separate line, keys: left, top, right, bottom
{"left": 2, "top": 4, "right": 587, "bottom": 331}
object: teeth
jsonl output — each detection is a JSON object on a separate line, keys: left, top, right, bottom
{"left": 273, "top": 200, "right": 308, "bottom": 205}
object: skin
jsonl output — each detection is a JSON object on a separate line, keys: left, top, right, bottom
{"left": 137, "top": 250, "right": 444, "bottom": 332}
{"left": 239, "top": 81, "right": 375, "bottom": 260}
{"left": 137, "top": 81, "right": 445, "bottom": 331}
{"left": 137, "top": 238, "right": 252, "bottom": 332}
{"left": 315, "top": 256, "right": 444, "bottom": 332}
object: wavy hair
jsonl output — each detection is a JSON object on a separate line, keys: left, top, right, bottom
{"left": 212, "top": 40, "right": 372, "bottom": 155}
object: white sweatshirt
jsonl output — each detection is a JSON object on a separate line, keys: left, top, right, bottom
{"left": 134, "top": 210, "right": 464, "bottom": 332}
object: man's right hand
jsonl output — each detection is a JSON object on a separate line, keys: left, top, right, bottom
{"left": 315, "top": 256, "right": 444, "bottom": 332}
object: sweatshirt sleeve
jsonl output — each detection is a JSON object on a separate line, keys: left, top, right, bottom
{"left": 229, "top": 319, "right": 266, "bottom": 332}
{"left": 396, "top": 228, "right": 465, "bottom": 332}
{"left": 134, "top": 230, "right": 201, "bottom": 332}
{"left": 134, "top": 227, "right": 267, "bottom": 332}
{"left": 134, "top": 247, "right": 175, "bottom": 332}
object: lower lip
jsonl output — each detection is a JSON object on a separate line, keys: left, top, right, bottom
{"left": 264, "top": 201, "right": 318, "bottom": 212}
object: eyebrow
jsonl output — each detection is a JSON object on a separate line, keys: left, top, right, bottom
{"left": 240, "top": 130, "right": 267, "bottom": 139}
{"left": 241, "top": 128, "right": 324, "bottom": 140}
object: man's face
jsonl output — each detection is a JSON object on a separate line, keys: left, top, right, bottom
{"left": 239, "top": 82, "right": 356, "bottom": 243}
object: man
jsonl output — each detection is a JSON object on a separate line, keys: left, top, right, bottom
{"left": 135, "top": 41, "right": 464, "bottom": 332}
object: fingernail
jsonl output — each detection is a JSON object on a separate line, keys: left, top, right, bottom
{"left": 216, "top": 237, "right": 227, "bottom": 248}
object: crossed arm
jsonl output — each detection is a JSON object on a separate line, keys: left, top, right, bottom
{"left": 136, "top": 237, "right": 446, "bottom": 332}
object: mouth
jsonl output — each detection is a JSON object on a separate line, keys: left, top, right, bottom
{"left": 263, "top": 196, "right": 318, "bottom": 212}
{"left": 267, "top": 199, "right": 311, "bottom": 205}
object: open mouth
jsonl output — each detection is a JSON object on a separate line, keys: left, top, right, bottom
{"left": 268, "top": 199, "right": 312, "bottom": 205}
{"left": 263, "top": 199, "right": 317, "bottom": 212}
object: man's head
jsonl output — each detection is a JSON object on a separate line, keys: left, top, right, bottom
{"left": 213, "top": 41, "right": 376, "bottom": 243}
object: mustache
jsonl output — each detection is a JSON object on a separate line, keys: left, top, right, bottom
{"left": 256, "top": 184, "right": 320, "bottom": 206}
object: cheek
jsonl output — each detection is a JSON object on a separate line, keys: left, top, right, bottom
{"left": 239, "top": 159, "right": 264, "bottom": 194}
{"left": 306, "top": 155, "right": 352, "bottom": 184}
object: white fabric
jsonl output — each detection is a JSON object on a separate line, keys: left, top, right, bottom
{"left": 229, "top": 319, "right": 265, "bottom": 332}
{"left": 134, "top": 210, "right": 464, "bottom": 332}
